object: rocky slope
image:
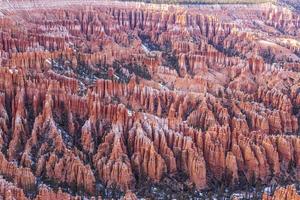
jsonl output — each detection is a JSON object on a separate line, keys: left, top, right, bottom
{"left": 0, "top": 0, "right": 298, "bottom": 199}
{"left": 262, "top": 185, "right": 300, "bottom": 200}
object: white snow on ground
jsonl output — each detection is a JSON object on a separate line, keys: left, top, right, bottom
{"left": 142, "top": 44, "right": 150, "bottom": 54}
{"left": 45, "top": 59, "right": 51, "bottom": 65}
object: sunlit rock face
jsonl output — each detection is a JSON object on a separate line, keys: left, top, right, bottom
{"left": 0, "top": 0, "right": 299, "bottom": 199}
{"left": 262, "top": 185, "right": 300, "bottom": 200}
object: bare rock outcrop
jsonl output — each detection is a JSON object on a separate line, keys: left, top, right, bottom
{"left": 0, "top": 0, "right": 298, "bottom": 199}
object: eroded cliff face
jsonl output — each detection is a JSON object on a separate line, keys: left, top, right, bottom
{"left": 262, "top": 185, "right": 300, "bottom": 200}
{"left": 0, "top": 0, "right": 299, "bottom": 199}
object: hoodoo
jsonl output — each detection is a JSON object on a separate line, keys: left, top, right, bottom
{"left": 0, "top": 0, "right": 298, "bottom": 199}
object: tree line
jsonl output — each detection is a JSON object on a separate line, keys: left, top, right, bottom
{"left": 116, "top": 0, "right": 276, "bottom": 4}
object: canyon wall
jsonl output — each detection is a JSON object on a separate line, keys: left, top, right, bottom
{"left": 0, "top": 0, "right": 298, "bottom": 199}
